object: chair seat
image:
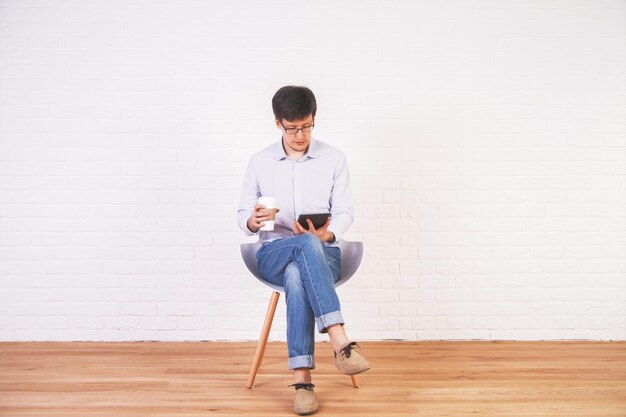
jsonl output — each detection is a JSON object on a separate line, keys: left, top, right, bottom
{"left": 240, "top": 239, "right": 364, "bottom": 292}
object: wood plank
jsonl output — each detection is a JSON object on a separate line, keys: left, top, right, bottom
{"left": 0, "top": 341, "right": 625, "bottom": 416}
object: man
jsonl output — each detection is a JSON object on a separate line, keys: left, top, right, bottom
{"left": 237, "top": 86, "right": 370, "bottom": 415}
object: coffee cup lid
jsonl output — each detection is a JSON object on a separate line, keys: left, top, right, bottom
{"left": 258, "top": 196, "right": 277, "bottom": 207}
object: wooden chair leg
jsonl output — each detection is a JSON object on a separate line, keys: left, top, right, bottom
{"left": 350, "top": 375, "right": 360, "bottom": 388}
{"left": 246, "top": 291, "right": 281, "bottom": 388}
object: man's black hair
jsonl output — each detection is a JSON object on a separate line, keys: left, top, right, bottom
{"left": 272, "top": 86, "right": 317, "bottom": 122}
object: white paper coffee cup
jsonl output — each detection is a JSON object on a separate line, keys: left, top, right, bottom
{"left": 258, "top": 196, "right": 278, "bottom": 231}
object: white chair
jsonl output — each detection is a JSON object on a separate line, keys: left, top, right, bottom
{"left": 241, "top": 239, "right": 364, "bottom": 388}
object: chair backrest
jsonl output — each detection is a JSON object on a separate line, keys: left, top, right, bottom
{"left": 240, "top": 240, "right": 364, "bottom": 292}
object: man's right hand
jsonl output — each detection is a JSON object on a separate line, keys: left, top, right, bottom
{"left": 247, "top": 204, "right": 280, "bottom": 233}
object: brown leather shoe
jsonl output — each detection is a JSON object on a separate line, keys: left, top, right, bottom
{"left": 334, "top": 342, "right": 371, "bottom": 375}
{"left": 291, "top": 383, "right": 319, "bottom": 415}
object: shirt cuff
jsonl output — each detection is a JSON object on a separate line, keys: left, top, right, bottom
{"left": 326, "top": 225, "right": 342, "bottom": 242}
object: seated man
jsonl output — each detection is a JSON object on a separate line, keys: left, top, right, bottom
{"left": 237, "top": 85, "right": 370, "bottom": 415}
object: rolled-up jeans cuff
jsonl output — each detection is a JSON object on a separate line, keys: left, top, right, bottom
{"left": 288, "top": 355, "right": 315, "bottom": 370}
{"left": 316, "top": 311, "right": 344, "bottom": 334}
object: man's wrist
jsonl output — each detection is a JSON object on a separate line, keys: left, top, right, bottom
{"left": 247, "top": 218, "right": 259, "bottom": 233}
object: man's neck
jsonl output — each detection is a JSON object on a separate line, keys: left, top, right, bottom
{"left": 282, "top": 139, "right": 308, "bottom": 160}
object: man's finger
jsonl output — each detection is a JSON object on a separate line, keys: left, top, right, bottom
{"left": 294, "top": 221, "right": 307, "bottom": 234}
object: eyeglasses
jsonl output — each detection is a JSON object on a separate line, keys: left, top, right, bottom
{"left": 280, "top": 121, "right": 314, "bottom": 135}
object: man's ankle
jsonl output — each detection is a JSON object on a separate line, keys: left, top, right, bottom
{"left": 293, "top": 368, "right": 312, "bottom": 385}
{"left": 327, "top": 325, "right": 349, "bottom": 352}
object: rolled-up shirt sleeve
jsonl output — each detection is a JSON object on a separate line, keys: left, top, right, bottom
{"left": 237, "top": 159, "right": 260, "bottom": 236}
{"left": 327, "top": 152, "right": 353, "bottom": 242}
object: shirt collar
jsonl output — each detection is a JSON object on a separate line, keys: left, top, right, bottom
{"left": 273, "top": 138, "right": 319, "bottom": 161}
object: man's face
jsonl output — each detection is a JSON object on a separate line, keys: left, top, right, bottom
{"left": 276, "top": 114, "right": 315, "bottom": 155}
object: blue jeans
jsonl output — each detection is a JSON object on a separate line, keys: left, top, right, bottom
{"left": 256, "top": 234, "right": 343, "bottom": 370}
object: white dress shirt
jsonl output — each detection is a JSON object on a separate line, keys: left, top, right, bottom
{"left": 237, "top": 138, "right": 353, "bottom": 244}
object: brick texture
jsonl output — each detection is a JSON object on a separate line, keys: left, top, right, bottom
{"left": 1, "top": 1, "right": 625, "bottom": 341}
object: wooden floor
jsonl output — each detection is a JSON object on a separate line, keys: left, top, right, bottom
{"left": 0, "top": 341, "right": 625, "bottom": 416}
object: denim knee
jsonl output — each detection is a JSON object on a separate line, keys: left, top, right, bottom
{"left": 297, "top": 234, "right": 324, "bottom": 255}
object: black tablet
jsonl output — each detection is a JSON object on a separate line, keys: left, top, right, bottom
{"left": 297, "top": 213, "right": 330, "bottom": 230}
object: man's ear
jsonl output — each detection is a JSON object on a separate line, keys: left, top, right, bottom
{"left": 275, "top": 118, "right": 281, "bottom": 129}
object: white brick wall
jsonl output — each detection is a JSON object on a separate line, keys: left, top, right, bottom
{"left": 1, "top": 0, "right": 625, "bottom": 341}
